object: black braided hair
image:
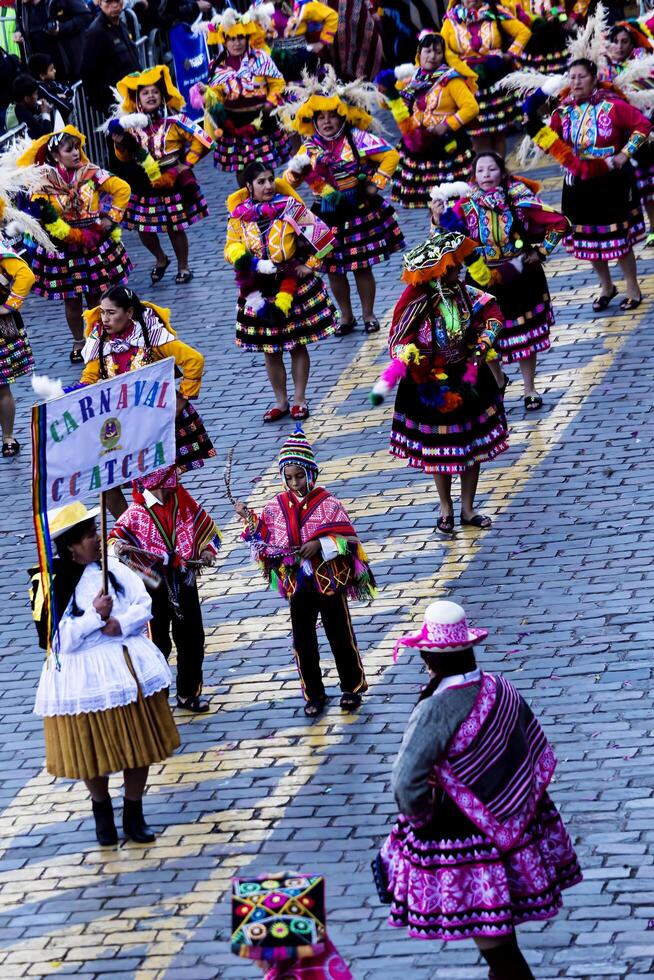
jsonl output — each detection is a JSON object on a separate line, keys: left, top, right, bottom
{"left": 97, "top": 285, "right": 154, "bottom": 380}
{"left": 54, "top": 519, "right": 125, "bottom": 618}
{"left": 417, "top": 647, "right": 478, "bottom": 703}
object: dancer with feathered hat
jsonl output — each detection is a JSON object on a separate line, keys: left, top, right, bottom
{"left": 108, "top": 65, "right": 212, "bottom": 286}
{"left": 375, "top": 30, "right": 480, "bottom": 209}
{"left": 504, "top": 5, "right": 654, "bottom": 311}
{"left": 281, "top": 66, "right": 404, "bottom": 334}
{"left": 194, "top": 3, "right": 292, "bottom": 173}
{"left": 15, "top": 125, "right": 132, "bottom": 363}
{"left": 370, "top": 229, "right": 508, "bottom": 534}
{"left": 234, "top": 425, "right": 376, "bottom": 718}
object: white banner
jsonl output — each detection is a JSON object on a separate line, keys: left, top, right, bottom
{"left": 36, "top": 359, "right": 177, "bottom": 508}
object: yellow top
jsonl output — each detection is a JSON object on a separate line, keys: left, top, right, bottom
{"left": 81, "top": 304, "right": 205, "bottom": 400}
{"left": 0, "top": 253, "right": 36, "bottom": 311}
{"left": 117, "top": 65, "right": 185, "bottom": 113}
{"left": 441, "top": 11, "right": 531, "bottom": 59}
{"left": 285, "top": 1, "right": 338, "bottom": 44}
{"left": 32, "top": 168, "right": 131, "bottom": 225}
{"left": 420, "top": 76, "right": 480, "bottom": 131}
{"left": 114, "top": 117, "right": 212, "bottom": 169}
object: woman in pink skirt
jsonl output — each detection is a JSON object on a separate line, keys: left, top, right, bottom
{"left": 373, "top": 600, "right": 582, "bottom": 979}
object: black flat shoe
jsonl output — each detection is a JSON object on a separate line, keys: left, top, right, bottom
{"left": 437, "top": 514, "right": 455, "bottom": 534}
{"left": 175, "top": 269, "right": 193, "bottom": 284}
{"left": 69, "top": 347, "right": 84, "bottom": 364}
{"left": 304, "top": 697, "right": 326, "bottom": 718}
{"left": 2, "top": 439, "right": 20, "bottom": 458}
{"left": 460, "top": 513, "right": 492, "bottom": 529}
{"left": 364, "top": 318, "right": 380, "bottom": 334}
{"left": 592, "top": 285, "right": 617, "bottom": 312}
{"left": 123, "top": 797, "right": 156, "bottom": 844}
{"left": 524, "top": 394, "right": 543, "bottom": 411}
{"left": 339, "top": 692, "right": 362, "bottom": 711}
{"left": 335, "top": 318, "right": 356, "bottom": 337}
{"left": 150, "top": 256, "right": 171, "bottom": 283}
{"left": 619, "top": 293, "right": 642, "bottom": 311}
{"left": 92, "top": 797, "right": 118, "bottom": 846}
{"left": 176, "top": 695, "right": 210, "bottom": 713}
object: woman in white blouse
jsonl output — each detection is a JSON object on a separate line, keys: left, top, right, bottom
{"left": 32, "top": 501, "right": 180, "bottom": 846}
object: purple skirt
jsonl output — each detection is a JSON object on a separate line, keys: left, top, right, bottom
{"left": 32, "top": 235, "right": 132, "bottom": 301}
{"left": 123, "top": 183, "right": 209, "bottom": 233}
{"left": 379, "top": 792, "right": 582, "bottom": 942}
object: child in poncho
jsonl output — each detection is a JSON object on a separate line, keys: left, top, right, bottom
{"left": 234, "top": 425, "right": 375, "bottom": 718}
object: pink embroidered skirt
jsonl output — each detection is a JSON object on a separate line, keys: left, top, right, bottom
{"left": 378, "top": 792, "right": 582, "bottom": 942}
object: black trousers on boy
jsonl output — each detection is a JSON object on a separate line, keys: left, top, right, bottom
{"left": 289, "top": 590, "right": 367, "bottom": 702}
{"left": 149, "top": 576, "right": 205, "bottom": 699}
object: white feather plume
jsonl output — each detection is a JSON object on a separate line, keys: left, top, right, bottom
{"left": 287, "top": 152, "right": 311, "bottom": 174}
{"left": 541, "top": 75, "right": 567, "bottom": 97}
{"left": 394, "top": 64, "right": 415, "bottom": 82}
{"left": 277, "top": 66, "right": 385, "bottom": 134}
{"left": 566, "top": 4, "right": 609, "bottom": 69}
{"left": 256, "top": 259, "right": 277, "bottom": 274}
{"left": 1, "top": 202, "right": 55, "bottom": 249}
{"left": 511, "top": 133, "right": 547, "bottom": 170}
{"left": 429, "top": 181, "right": 471, "bottom": 203}
{"left": 499, "top": 69, "right": 551, "bottom": 97}
{"left": 32, "top": 374, "right": 65, "bottom": 402}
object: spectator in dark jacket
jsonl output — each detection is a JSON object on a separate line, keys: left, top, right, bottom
{"left": 44, "top": 0, "right": 94, "bottom": 80}
{"left": 9, "top": 73, "right": 55, "bottom": 137}
{"left": 80, "top": 0, "right": 140, "bottom": 114}
{"left": 28, "top": 52, "right": 74, "bottom": 121}
{"left": 15, "top": 0, "right": 56, "bottom": 64}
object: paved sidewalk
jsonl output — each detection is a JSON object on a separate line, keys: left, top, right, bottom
{"left": 0, "top": 153, "right": 653, "bottom": 980}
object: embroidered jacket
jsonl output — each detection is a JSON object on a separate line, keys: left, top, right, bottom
{"left": 32, "top": 163, "right": 131, "bottom": 225}
{"left": 114, "top": 113, "right": 212, "bottom": 170}
{"left": 80, "top": 303, "right": 205, "bottom": 399}
{"left": 207, "top": 49, "right": 285, "bottom": 107}
{"left": 399, "top": 65, "right": 479, "bottom": 133}
{"left": 242, "top": 486, "right": 376, "bottom": 601}
{"left": 0, "top": 248, "right": 36, "bottom": 312}
{"left": 389, "top": 282, "right": 502, "bottom": 364}
{"left": 225, "top": 187, "right": 334, "bottom": 272}
{"left": 441, "top": 3, "right": 531, "bottom": 61}
{"left": 284, "top": 0, "right": 338, "bottom": 44}
{"left": 111, "top": 485, "right": 222, "bottom": 568}
{"left": 549, "top": 89, "right": 652, "bottom": 158}
{"left": 445, "top": 178, "right": 569, "bottom": 266}
{"left": 285, "top": 126, "right": 400, "bottom": 195}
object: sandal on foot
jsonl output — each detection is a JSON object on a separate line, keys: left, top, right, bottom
{"left": 69, "top": 346, "right": 84, "bottom": 364}
{"left": 436, "top": 514, "right": 455, "bottom": 534}
{"left": 290, "top": 404, "right": 309, "bottom": 420}
{"left": 460, "top": 513, "right": 492, "bottom": 529}
{"left": 619, "top": 294, "right": 642, "bottom": 311}
{"left": 263, "top": 404, "right": 290, "bottom": 423}
{"left": 304, "top": 698, "right": 326, "bottom": 718}
{"left": 340, "top": 692, "right": 362, "bottom": 711}
{"left": 150, "top": 257, "right": 170, "bottom": 283}
{"left": 335, "top": 319, "right": 356, "bottom": 337}
{"left": 592, "top": 285, "right": 617, "bottom": 312}
{"left": 2, "top": 440, "right": 20, "bottom": 458}
{"left": 524, "top": 394, "right": 543, "bottom": 411}
{"left": 364, "top": 318, "right": 380, "bottom": 334}
{"left": 175, "top": 270, "right": 193, "bottom": 284}
{"left": 176, "top": 695, "right": 210, "bottom": 713}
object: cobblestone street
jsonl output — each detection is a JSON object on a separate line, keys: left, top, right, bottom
{"left": 0, "top": 150, "right": 653, "bottom": 980}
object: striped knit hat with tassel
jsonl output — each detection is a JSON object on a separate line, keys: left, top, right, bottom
{"left": 278, "top": 424, "right": 319, "bottom": 491}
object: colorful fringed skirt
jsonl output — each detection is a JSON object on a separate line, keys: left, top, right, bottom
{"left": 390, "top": 360, "right": 508, "bottom": 474}
{"left": 32, "top": 235, "right": 132, "bottom": 301}
{"left": 175, "top": 401, "right": 216, "bottom": 473}
{"left": 392, "top": 131, "right": 474, "bottom": 209}
{"left": 488, "top": 262, "right": 553, "bottom": 363}
{"left": 519, "top": 20, "right": 569, "bottom": 75}
{"left": 376, "top": 792, "right": 582, "bottom": 942}
{"left": 316, "top": 196, "right": 405, "bottom": 274}
{"left": 561, "top": 168, "right": 645, "bottom": 261}
{"left": 633, "top": 141, "right": 654, "bottom": 207}
{"left": 468, "top": 77, "right": 519, "bottom": 139}
{"left": 214, "top": 108, "right": 292, "bottom": 172}
{"left": 42, "top": 651, "right": 180, "bottom": 781}
{"left": 0, "top": 311, "right": 34, "bottom": 384}
{"left": 235, "top": 271, "right": 337, "bottom": 353}
{"left": 123, "top": 180, "right": 209, "bottom": 234}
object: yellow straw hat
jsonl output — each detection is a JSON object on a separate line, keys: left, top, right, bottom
{"left": 16, "top": 125, "right": 89, "bottom": 168}
{"left": 48, "top": 501, "right": 101, "bottom": 539}
{"left": 116, "top": 64, "right": 185, "bottom": 113}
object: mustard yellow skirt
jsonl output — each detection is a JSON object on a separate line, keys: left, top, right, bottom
{"left": 43, "top": 652, "right": 180, "bottom": 780}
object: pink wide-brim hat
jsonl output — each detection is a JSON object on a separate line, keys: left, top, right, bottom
{"left": 393, "top": 600, "right": 488, "bottom": 662}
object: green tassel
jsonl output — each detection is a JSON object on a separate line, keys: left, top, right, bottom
{"left": 270, "top": 569, "right": 279, "bottom": 592}
{"left": 335, "top": 536, "right": 348, "bottom": 556}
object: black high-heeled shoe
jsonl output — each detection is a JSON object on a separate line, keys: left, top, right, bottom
{"left": 123, "top": 797, "right": 156, "bottom": 843}
{"left": 92, "top": 797, "right": 118, "bottom": 846}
